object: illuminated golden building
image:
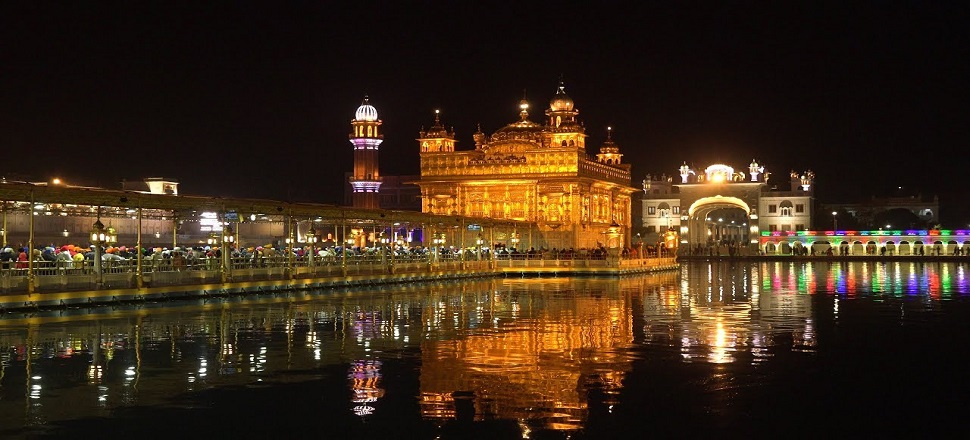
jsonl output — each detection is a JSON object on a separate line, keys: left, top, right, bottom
{"left": 414, "top": 82, "right": 637, "bottom": 250}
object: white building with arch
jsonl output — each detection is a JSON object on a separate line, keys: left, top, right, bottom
{"left": 640, "top": 161, "right": 815, "bottom": 251}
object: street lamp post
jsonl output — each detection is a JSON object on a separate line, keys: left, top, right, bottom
{"left": 391, "top": 236, "right": 401, "bottom": 274}
{"left": 203, "top": 232, "right": 218, "bottom": 272}
{"left": 90, "top": 218, "right": 106, "bottom": 288}
{"left": 105, "top": 226, "right": 117, "bottom": 247}
{"left": 832, "top": 211, "right": 838, "bottom": 231}
{"left": 306, "top": 226, "right": 317, "bottom": 272}
{"left": 379, "top": 234, "right": 389, "bottom": 265}
{"left": 432, "top": 233, "right": 446, "bottom": 265}
{"left": 222, "top": 225, "right": 234, "bottom": 283}
{"left": 284, "top": 233, "right": 295, "bottom": 279}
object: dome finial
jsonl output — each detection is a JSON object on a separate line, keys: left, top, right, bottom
{"left": 607, "top": 126, "right": 613, "bottom": 141}
{"left": 519, "top": 89, "right": 530, "bottom": 121}
{"left": 434, "top": 109, "right": 441, "bottom": 125}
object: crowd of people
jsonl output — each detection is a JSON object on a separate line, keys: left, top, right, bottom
{"left": 0, "top": 242, "right": 466, "bottom": 272}
{"left": 0, "top": 240, "right": 666, "bottom": 272}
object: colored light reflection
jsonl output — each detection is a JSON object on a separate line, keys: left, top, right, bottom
{"left": 0, "top": 267, "right": 968, "bottom": 434}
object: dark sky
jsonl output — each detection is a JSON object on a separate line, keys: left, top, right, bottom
{"left": 3, "top": 2, "right": 969, "bottom": 224}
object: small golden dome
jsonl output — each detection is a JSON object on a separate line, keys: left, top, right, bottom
{"left": 549, "top": 81, "right": 574, "bottom": 112}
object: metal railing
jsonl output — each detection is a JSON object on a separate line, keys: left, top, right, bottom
{"left": 1, "top": 251, "right": 674, "bottom": 294}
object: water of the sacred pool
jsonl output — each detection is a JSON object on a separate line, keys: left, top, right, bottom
{"left": 1, "top": 261, "right": 968, "bottom": 438}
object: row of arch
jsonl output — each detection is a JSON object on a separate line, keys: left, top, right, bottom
{"left": 763, "top": 240, "right": 970, "bottom": 256}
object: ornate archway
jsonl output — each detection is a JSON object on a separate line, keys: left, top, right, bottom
{"left": 685, "top": 196, "right": 753, "bottom": 248}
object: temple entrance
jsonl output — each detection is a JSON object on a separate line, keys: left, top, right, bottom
{"left": 684, "top": 196, "right": 753, "bottom": 255}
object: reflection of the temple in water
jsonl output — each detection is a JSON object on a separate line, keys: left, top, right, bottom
{"left": 417, "top": 276, "right": 675, "bottom": 431}
{"left": 1, "top": 262, "right": 967, "bottom": 434}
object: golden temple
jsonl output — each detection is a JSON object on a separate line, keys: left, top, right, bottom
{"left": 414, "top": 82, "right": 637, "bottom": 250}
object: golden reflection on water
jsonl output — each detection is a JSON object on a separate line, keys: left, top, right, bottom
{"left": 417, "top": 277, "right": 650, "bottom": 431}
{"left": 0, "top": 261, "right": 967, "bottom": 434}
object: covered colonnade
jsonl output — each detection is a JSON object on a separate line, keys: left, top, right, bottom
{"left": 0, "top": 181, "right": 531, "bottom": 295}
{"left": 759, "top": 230, "right": 970, "bottom": 256}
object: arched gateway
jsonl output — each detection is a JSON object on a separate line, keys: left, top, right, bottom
{"left": 686, "top": 196, "right": 752, "bottom": 247}
{"left": 641, "top": 162, "right": 815, "bottom": 252}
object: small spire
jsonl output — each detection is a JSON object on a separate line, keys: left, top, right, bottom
{"left": 606, "top": 126, "right": 613, "bottom": 141}
{"left": 557, "top": 74, "right": 566, "bottom": 94}
{"left": 434, "top": 109, "right": 441, "bottom": 125}
{"left": 518, "top": 93, "right": 530, "bottom": 121}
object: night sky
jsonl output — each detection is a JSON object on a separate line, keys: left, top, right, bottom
{"left": 3, "top": 2, "right": 969, "bottom": 224}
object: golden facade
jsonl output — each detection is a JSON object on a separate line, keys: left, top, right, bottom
{"left": 415, "top": 83, "right": 637, "bottom": 250}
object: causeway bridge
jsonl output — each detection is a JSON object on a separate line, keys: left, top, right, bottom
{"left": 0, "top": 181, "right": 676, "bottom": 312}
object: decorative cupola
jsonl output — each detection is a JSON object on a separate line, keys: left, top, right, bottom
{"left": 596, "top": 126, "right": 623, "bottom": 165}
{"left": 417, "top": 109, "right": 456, "bottom": 153}
{"left": 799, "top": 170, "right": 815, "bottom": 191}
{"left": 472, "top": 123, "right": 486, "bottom": 150}
{"left": 679, "top": 162, "right": 692, "bottom": 183}
{"left": 748, "top": 159, "right": 763, "bottom": 182}
{"left": 544, "top": 78, "right": 586, "bottom": 149}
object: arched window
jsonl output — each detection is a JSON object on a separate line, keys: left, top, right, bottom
{"left": 780, "top": 200, "right": 794, "bottom": 216}
{"left": 367, "top": 126, "right": 372, "bottom": 137}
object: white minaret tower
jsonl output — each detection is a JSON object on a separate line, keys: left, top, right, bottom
{"left": 349, "top": 97, "right": 383, "bottom": 209}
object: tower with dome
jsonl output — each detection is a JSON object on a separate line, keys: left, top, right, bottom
{"left": 414, "top": 81, "right": 637, "bottom": 250}
{"left": 349, "top": 97, "right": 383, "bottom": 209}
